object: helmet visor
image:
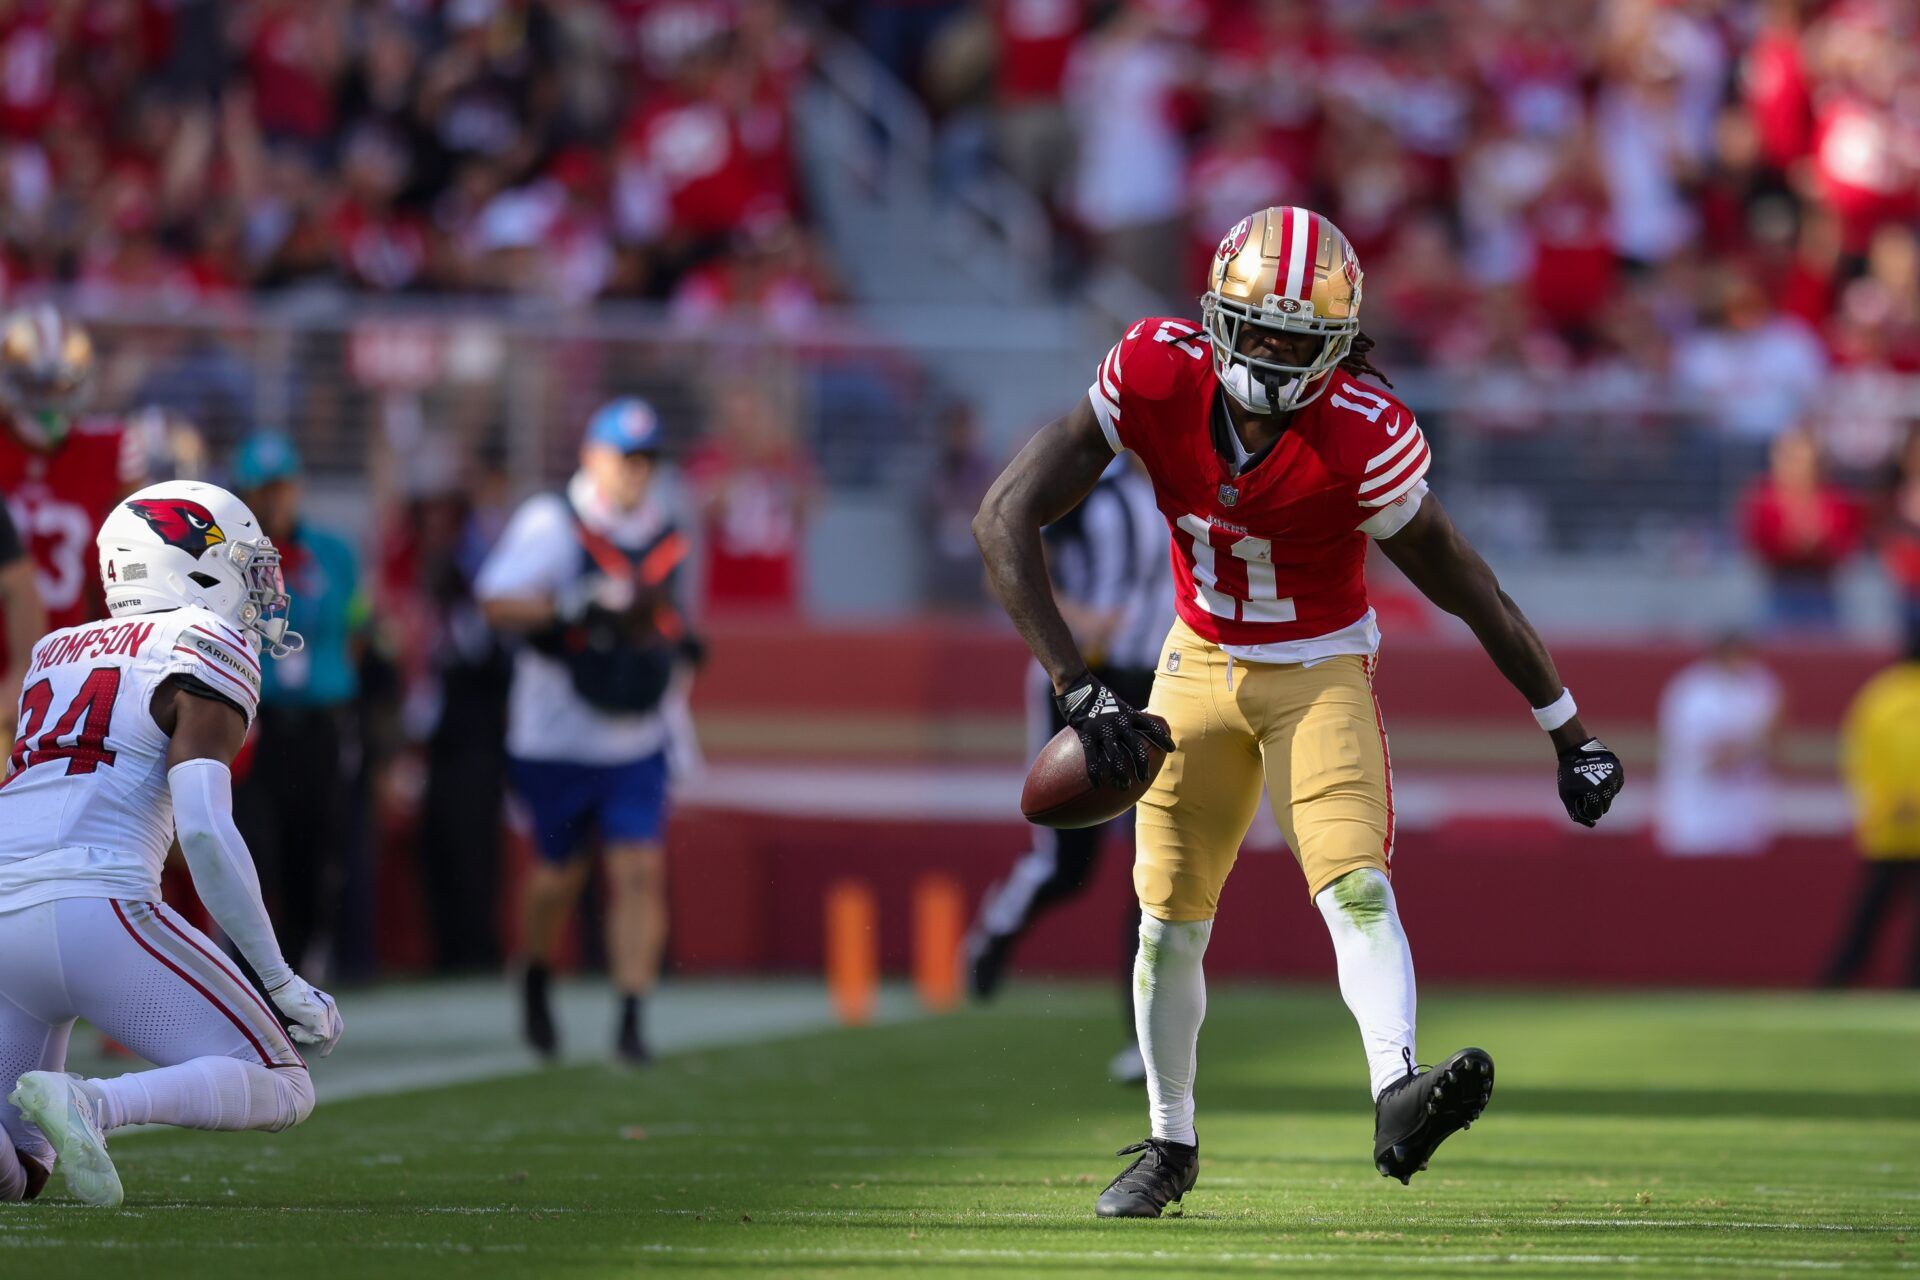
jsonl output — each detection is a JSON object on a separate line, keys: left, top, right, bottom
{"left": 229, "top": 538, "right": 303, "bottom": 656}
{"left": 1202, "top": 292, "right": 1356, "bottom": 413}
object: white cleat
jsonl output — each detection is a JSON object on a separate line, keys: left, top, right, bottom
{"left": 8, "top": 1072, "right": 122, "bottom": 1208}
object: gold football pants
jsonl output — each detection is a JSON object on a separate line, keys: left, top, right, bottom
{"left": 1134, "top": 618, "right": 1395, "bottom": 921}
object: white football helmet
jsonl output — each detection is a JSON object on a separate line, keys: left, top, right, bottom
{"left": 96, "top": 481, "right": 305, "bottom": 658}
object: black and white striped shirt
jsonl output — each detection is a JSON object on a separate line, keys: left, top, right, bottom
{"left": 1044, "top": 457, "right": 1174, "bottom": 672}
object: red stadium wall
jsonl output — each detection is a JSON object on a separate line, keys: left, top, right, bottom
{"left": 660, "top": 812, "right": 1904, "bottom": 989}
{"left": 371, "top": 620, "right": 1912, "bottom": 988}
{"left": 654, "top": 621, "right": 1909, "bottom": 989}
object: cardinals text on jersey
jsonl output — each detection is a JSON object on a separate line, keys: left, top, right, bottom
{"left": 0, "top": 607, "right": 260, "bottom": 913}
{"left": 1087, "top": 316, "right": 1429, "bottom": 661}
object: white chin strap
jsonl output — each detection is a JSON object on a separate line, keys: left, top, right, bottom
{"left": 1221, "top": 362, "right": 1299, "bottom": 413}
{"left": 260, "top": 622, "right": 305, "bottom": 660}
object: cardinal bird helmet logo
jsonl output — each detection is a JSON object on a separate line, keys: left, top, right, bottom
{"left": 124, "top": 497, "right": 226, "bottom": 558}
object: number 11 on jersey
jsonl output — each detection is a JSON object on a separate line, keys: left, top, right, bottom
{"left": 1176, "top": 514, "right": 1297, "bottom": 623}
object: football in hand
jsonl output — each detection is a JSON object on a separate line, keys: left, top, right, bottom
{"left": 1020, "top": 717, "right": 1170, "bottom": 829}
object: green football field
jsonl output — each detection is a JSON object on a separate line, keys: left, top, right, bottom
{"left": 2, "top": 983, "right": 1916, "bottom": 1278}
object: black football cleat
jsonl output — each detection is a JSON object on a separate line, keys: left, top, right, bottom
{"left": 522, "top": 966, "right": 559, "bottom": 1061}
{"left": 1374, "top": 1047, "right": 1494, "bottom": 1184}
{"left": 1095, "top": 1137, "right": 1198, "bottom": 1218}
{"left": 19, "top": 1149, "right": 48, "bottom": 1201}
{"left": 964, "top": 925, "right": 1015, "bottom": 1002}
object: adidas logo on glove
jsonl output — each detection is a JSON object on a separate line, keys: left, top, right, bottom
{"left": 1574, "top": 758, "right": 1615, "bottom": 786}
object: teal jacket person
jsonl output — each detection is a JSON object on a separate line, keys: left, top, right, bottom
{"left": 230, "top": 433, "right": 363, "bottom": 707}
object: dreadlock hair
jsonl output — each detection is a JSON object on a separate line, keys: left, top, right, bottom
{"left": 1339, "top": 330, "right": 1392, "bottom": 388}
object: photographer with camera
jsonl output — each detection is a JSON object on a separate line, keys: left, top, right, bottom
{"left": 478, "top": 399, "right": 701, "bottom": 1065}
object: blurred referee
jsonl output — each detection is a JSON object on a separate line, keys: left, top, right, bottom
{"left": 965, "top": 453, "right": 1172, "bottom": 1082}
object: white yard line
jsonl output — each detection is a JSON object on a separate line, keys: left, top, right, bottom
{"left": 68, "top": 978, "right": 921, "bottom": 1114}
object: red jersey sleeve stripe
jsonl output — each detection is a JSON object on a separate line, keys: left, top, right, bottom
{"left": 173, "top": 646, "right": 257, "bottom": 703}
{"left": 1359, "top": 444, "right": 1431, "bottom": 508}
{"left": 1359, "top": 431, "right": 1427, "bottom": 494}
{"left": 1364, "top": 425, "right": 1424, "bottom": 474}
{"left": 1099, "top": 347, "right": 1122, "bottom": 401}
{"left": 189, "top": 627, "right": 262, "bottom": 674}
{"left": 198, "top": 617, "right": 253, "bottom": 649}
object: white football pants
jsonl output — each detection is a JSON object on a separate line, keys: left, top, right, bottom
{"left": 0, "top": 897, "right": 313, "bottom": 1196}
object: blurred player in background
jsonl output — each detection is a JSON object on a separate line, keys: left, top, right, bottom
{"left": 478, "top": 399, "right": 698, "bottom": 1065}
{"left": 1823, "top": 630, "right": 1920, "bottom": 988}
{"left": 1655, "top": 634, "right": 1783, "bottom": 857}
{"left": 973, "top": 206, "right": 1625, "bottom": 1218}
{"left": 123, "top": 406, "right": 211, "bottom": 484}
{"left": 0, "top": 501, "right": 44, "bottom": 743}
{"left": 966, "top": 453, "right": 1170, "bottom": 1083}
{"left": 229, "top": 434, "right": 366, "bottom": 981}
{"left": 0, "top": 305, "right": 148, "bottom": 667}
{"left": 0, "top": 482, "right": 341, "bottom": 1209}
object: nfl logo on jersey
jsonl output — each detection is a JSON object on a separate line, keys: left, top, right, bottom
{"left": 1217, "top": 483, "right": 1239, "bottom": 508}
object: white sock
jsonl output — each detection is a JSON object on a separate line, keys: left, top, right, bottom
{"left": 1133, "top": 914, "right": 1212, "bottom": 1146}
{"left": 1315, "top": 868, "right": 1418, "bottom": 1099}
{"left": 88, "top": 1059, "right": 315, "bottom": 1133}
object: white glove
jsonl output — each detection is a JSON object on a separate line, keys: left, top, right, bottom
{"left": 267, "top": 975, "right": 344, "bottom": 1058}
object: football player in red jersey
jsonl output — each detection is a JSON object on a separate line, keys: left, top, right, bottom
{"left": 974, "top": 206, "right": 1625, "bottom": 1217}
{"left": 0, "top": 306, "right": 148, "bottom": 677}
{"left": 0, "top": 499, "right": 43, "bottom": 745}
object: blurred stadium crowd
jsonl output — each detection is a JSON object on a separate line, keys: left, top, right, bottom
{"left": 903, "top": 0, "right": 1920, "bottom": 595}
{"left": 0, "top": 0, "right": 831, "bottom": 313}
{"left": 0, "top": 2, "right": 1917, "bottom": 577}
{"left": 921, "top": 0, "right": 1918, "bottom": 407}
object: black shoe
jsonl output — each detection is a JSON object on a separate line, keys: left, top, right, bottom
{"left": 964, "top": 926, "right": 1016, "bottom": 1002}
{"left": 1095, "top": 1137, "right": 1198, "bottom": 1218}
{"left": 522, "top": 966, "right": 558, "bottom": 1061}
{"left": 616, "top": 994, "right": 652, "bottom": 1067}
{"left": 1373, "top": 1047, "right": 1494, "bottom": 1185}
{"left": 18, "top": 1149, "right": 48, "bottom": 1201}
{"left": 615, "top": 1022, "right": 653, "bottom": 1066}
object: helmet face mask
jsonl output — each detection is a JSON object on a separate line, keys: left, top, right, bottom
{"left": 1201, "top": 207, "right": 1363, "bottom": 415}
{"left": 98, "top": 481, "right": 306, "bottom": 659}
{"left": 227, "top": 537, "right": 301, "bottom": 657}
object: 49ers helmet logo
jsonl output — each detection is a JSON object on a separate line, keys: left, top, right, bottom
{"left": 124, "top": 497, "right": 226, "bottom": 558}
{"left": 1217, "top": 216, "right": 1253, "bottom": 261}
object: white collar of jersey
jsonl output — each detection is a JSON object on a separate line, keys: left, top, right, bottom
{"left": 1214, "top": 390, "right": 1257, "bottom": 473}
{"left": 567, "top": 469, "right": 667, "bottom": 547}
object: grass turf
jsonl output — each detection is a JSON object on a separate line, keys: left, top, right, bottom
{"left": 2, "top": 985, "right": 1916, "bottom": 1278}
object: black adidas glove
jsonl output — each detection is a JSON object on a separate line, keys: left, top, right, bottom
{"left": 1557, "top": 737, "right": 1624, "bottom": 828}
{"left": 1055, "top": 672, "right": 1175, "bottom": 791}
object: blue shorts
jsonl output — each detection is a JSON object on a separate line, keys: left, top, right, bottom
{"left": 508, "top": 752, "right": 670, "bottom": 864}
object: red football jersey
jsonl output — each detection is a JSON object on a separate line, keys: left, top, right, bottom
{"left": 1088, "top": 316, "right": 1429, "bottom": 653}
{"left": 0, "top": 418, "right": 145, "bottom": 664}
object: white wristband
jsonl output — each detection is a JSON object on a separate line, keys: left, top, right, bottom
{"left": 1531, "top": 688, "right": 1577, "bottom": 732}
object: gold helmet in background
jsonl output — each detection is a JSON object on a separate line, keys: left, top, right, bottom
{"left": 1201, "top": 206, "right": 1362, "bottom": 415}
{"left": 0, "top": 303, "right": 95, "bottom": 447}
{"left": 125, "top": 405, "right": 208, "bottom": 481}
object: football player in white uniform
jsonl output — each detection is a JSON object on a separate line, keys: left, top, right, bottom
{"left": 0, "top": 480, "right": 342, "bottom": 1209}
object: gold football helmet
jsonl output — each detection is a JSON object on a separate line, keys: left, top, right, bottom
{"left": 1201, "top": 206, "right": 1362, "bottom": 414}
{"left": 0, "top": 303, "right": 95, "bottom": 446}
